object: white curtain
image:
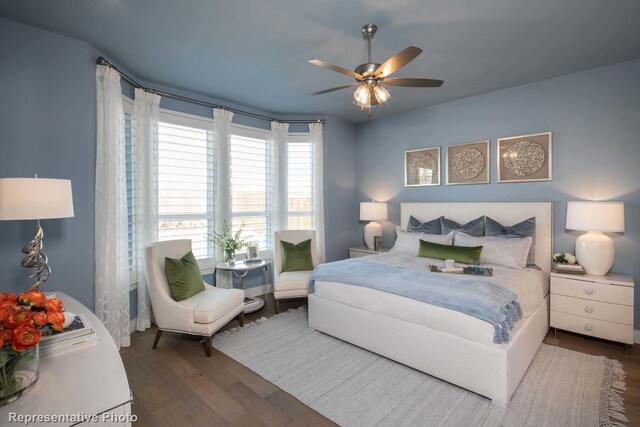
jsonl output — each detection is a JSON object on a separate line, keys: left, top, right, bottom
{"left": 271, "top": 121, "right": 289, "bottom": 233}
{"left": 213, "top": 108, "right": 234, "bottom": 288}
{"left": 133, "top": 88, "right": 161, "bottom": 332}
{"left": 309, "top": 122, "right": 326, "bottom": 263}
{"left": 95, "top": 65, "right": 130, "bottom": 349}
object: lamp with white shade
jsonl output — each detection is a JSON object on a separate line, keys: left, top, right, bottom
{"left": 360, "top": 201, "right": 387, "bottom": 250}
{"left": 565, "top": 201, "right": 624, "bottom": 276}
{"left": 0, "top": 177, "right": 74, "bottom": 290}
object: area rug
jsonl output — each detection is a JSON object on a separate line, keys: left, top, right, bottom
{"left": 212, "top": 307, "right": 627, "bottom": 427}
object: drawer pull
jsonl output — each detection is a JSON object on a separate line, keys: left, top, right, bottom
{"left": 584, "top": 306, "right": 593, "bottom": 313}
{"left": 584, "top": 288, "right": 594, "bottom": 295}
{"left": 584, "top": 323, "right": 593, "bottom": 332}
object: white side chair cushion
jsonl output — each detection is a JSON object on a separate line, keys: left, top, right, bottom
{"left": 177, "top": 287, "right": 244, "bottom": 324}
{"left": 275, "top": 271, "right": 312, "bottom": 292}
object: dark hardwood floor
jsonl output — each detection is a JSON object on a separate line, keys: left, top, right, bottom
{"left": 121, "top": 296, "right": 640, "bottom": 426}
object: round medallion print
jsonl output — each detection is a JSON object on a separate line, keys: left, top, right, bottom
{"left": 451, "top": 147, "right": 484, "bottom": 180}
{"left": 409, "top": 153, "right": 438, "bottom": 184}
{"left": 503, "top": 140, "right": 545, "bottom": 177}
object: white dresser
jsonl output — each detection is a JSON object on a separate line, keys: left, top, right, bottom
{"left": 0, "top": 292, "right": 132, "bottom": 426}
{"left": 550, "top": 272, "right": 634, "bottom": 353}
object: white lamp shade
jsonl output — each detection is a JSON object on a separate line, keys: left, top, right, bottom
{"left": 0, "top": 178, "right": 74, "bottom": 221}
{"left": 566, "top": 201, "right": 624, "bottom": 232}
{"left": 360, "top": 202, "right": 388, "bottom": 221}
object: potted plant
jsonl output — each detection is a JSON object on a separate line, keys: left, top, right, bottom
{"left": 210, "top": 221, "right": 247, "bottom": 264}
{"left": 0, "top": 290, "right": 65, "bottom": 405}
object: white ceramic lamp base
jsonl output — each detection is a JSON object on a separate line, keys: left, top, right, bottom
{"left": 364, "top": 221, "right": 383, "bottom": 250}
{"left": 575, "top": 231, "right": 615, "bottom": 276}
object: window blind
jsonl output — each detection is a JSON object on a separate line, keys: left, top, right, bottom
{"left": 287, "top": 141, "right": 313, "bottom": 230}
{"left": 157, "top": 114, "right": 214, "bottom": 260}
{"left": 230, "top": 131, "right": 272, "bottom": 250}
{"left": 124, "top": 110, "right": 136, "bottom": 274}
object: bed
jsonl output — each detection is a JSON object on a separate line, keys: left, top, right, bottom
{"left": 308, "top": 202, "right": 552, "bottom": 405}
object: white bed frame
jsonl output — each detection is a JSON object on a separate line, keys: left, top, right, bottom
{"left": 309, "top": 202, "right": 552, "bottom": 405}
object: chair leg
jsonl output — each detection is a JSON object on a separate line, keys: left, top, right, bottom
{"left": 152, "top": 330, "right": 163, "bottom": 350}
{"left": 237, "top": 310, "right": 245, "bottom": 327}
{"left": 275, "top": 298, "right": 280, "bottom": 314}
{"left": 203, "top": 335, "right": 212, "bottom": 357}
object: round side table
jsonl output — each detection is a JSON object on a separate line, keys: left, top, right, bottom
{"left": 214, "top": 260, "right": 269, "bottom": 314}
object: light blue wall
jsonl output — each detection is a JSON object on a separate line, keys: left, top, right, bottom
{"left": 0, "top": 18, "right": 100, "bottom": 309}
{"left": 0, "top": 18, "right": 360, "bottom": 317}
{"left": 355, "top": 59, "right": 640, "bottom": 326}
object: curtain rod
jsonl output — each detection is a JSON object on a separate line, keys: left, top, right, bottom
{"left": 96, "top": 57, "right": 325, "bottom": 125}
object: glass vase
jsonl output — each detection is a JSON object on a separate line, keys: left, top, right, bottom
{"left": 224, "top": 249, "right": 236, "bottom": 265}
{"left": 0, "top": 344, "right": 39, "bottom": 406}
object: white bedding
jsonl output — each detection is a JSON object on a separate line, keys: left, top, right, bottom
{"left": 313, "top": 252, "right": 549, "bottom": 345}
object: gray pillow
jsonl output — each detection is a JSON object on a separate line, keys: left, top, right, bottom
{"left": 407, "top": 215, "right": 442, "bottom": 234}
{"left": 485, "top": 216, "right": 536, "bottom": 265}
{"left": 440, "top": 216, "right": 484, "bottom": 237}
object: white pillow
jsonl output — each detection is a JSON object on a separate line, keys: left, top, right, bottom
{"left": 454, "top": 232, "right": 532, "bottom": 269}
{"left": 391, "top": 227, "right": 453, "bottom": 256}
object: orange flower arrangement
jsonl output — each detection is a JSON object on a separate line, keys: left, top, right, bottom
{"left": 1, "top": 290, "right": 65, "bottom": 398}
{"left": 0, "top": 290, "right": 65, "bottom": 353}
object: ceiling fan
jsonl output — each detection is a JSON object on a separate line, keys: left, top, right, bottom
{"left": 309, "top": 24, "right": 444, "bottom": 115}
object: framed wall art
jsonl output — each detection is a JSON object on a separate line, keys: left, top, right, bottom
{"left": 497, "top": 132, "right": 552, "bottom": 183}
{"left": 405, "top": 147, "right": 441, "bottom": 187}
{"left": 446, "top": 140, "right": 490, "bottom": 185}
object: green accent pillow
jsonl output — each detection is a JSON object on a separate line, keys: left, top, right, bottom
{"left": 281, "top": 239, "right": 314, "bottom": 272}
{"left": 418, "top": 239, "right": 483, "bottom": 264}
{"left": 164, "top": 251, "right": 205, "bottom": 301}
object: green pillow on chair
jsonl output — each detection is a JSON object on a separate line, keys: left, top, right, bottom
{"left": 164, "top": 250, "right": 205, "bottom": 301}
{"left": 281, "top": 239, "right": 314, "bottom": 272}
{"left": 418, "top": 239, "right": 483, "bottom": 264}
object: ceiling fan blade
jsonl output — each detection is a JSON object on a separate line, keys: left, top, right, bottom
{"left": 309, "top": 59, "right": 362, "bottom": 80}
{"left": 373, "top": 46, "right": 423, "bottom": 78}
{"left": 384, "top": 77, "right": 444, "bottom": 87}
{"left": 310, "top": 83, "right": 358, "bottom": 96}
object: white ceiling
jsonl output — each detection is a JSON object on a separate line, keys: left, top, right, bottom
{"left": 1, "top": 0, "right": 639, "bottom": 123}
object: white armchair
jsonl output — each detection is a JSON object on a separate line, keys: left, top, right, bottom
{"left": 144, "top": 239, "right": 245, "bottom": 356}
{"left": 273, "top": 230, "right": 319, "bottom": 313}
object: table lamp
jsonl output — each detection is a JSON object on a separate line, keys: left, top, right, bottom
{"left": 360, "top": 201, "right": 387, "bottom": 250}
{"left": 565, "top": 201, "right": 624, "bottom": 276}
{"left": 0, "top": 177, "right": 74, "bottom": 290}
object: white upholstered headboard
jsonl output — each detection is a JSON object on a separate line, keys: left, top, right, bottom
{"left": 400, "top": 202, "right": 553, "bottom": 272}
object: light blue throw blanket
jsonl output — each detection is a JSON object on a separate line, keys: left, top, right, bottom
{"left": 310, "top": 259, "right": 522, "bottom": 344}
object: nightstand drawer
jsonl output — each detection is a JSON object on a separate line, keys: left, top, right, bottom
{"left": 551, "top": 311, "right": 633, "bottom": 344}
{"left": 551, "top": 277, "right": 633, "bottom": 306}
{"left": 550, "top": 294, "right": 633, "bottom": 325}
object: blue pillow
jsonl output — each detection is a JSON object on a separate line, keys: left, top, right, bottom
{"left": 485, "top": 216, "right": 536, "bottom": 265}
{"left": 440, "top": 216, "right": 484, "bottom": 237}
{"left": 407, "top": 215, "right": 442, "bottom": 234}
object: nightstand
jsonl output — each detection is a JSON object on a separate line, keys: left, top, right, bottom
{"left": 349, "top": 246, "right": 389, "bottom": 258}
{"left": 550, "top": 271, "right": 634, "bottom": 354}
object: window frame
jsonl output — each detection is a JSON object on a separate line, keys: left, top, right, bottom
{"left": 229, "top": 123, "right": 273, "bottom": 255}
{"left": 286, "top": 132, "right": 313, "bottom": 229}
{"left": 156, "top": 108, "right": 216, "bottom": 270}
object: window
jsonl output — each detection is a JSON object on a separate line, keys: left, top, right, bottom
{"left": 230, "top": 126, "right": 272, "bottom": 250}
{"left": 287, "top": 134, "right": 313, "bottom": 230}
{"left": 124, "top": 108, "right": 317, "bottom": 271}
{"left": 123, "top": 98, "right": 136, "bottom": 282}
{"left": 157, "top": 111, "right": 214, "bottom": 262}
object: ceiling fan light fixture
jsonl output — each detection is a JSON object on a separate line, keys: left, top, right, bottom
{"left": 373, "top": 85, "right": 390, "bottom": 104}
{"left": 354, "top": 84, "right": 371, "bottom": 106}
